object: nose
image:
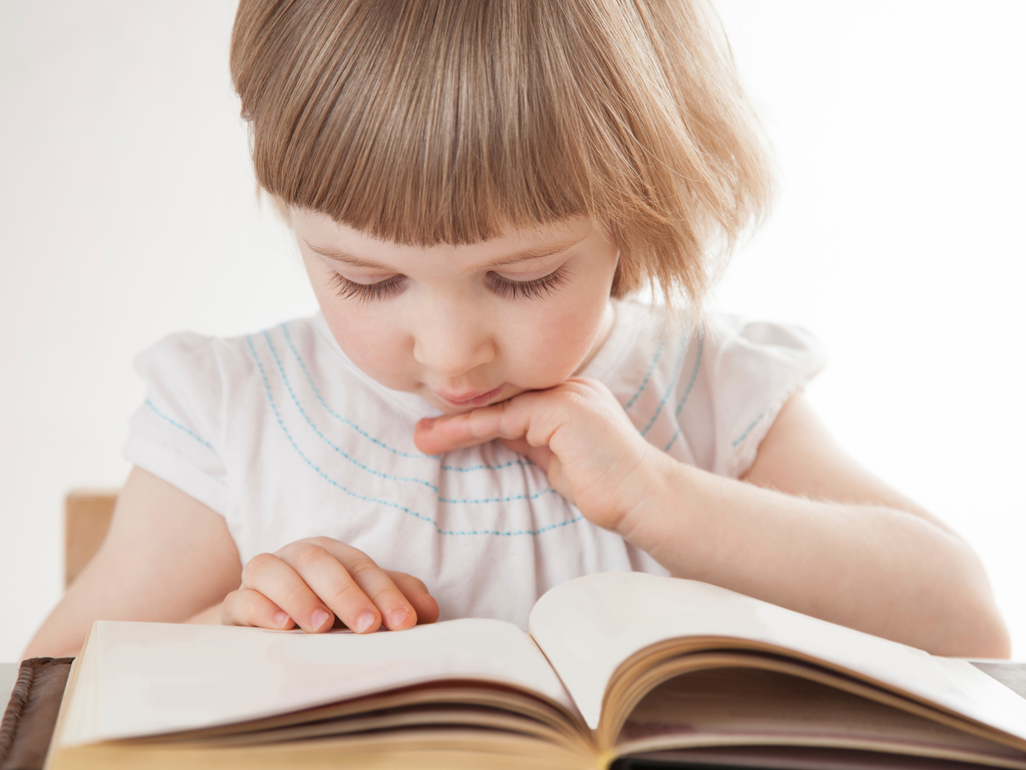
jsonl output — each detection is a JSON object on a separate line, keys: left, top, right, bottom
{"left": 412, "top": 302, "right": 496, "bottom": 377}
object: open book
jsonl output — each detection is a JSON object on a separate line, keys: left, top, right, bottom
{"left": 46, "top": 572, "right": 1026, "bottom": 769}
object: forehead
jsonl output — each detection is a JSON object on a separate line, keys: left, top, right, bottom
{"left": 292, "top": 209, "right": 595, "bottom": 271}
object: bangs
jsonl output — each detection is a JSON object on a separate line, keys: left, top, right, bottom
{"left": 231, "top": 0, "right": 773, "bottom": 306}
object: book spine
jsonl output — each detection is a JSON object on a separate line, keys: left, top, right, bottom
{"left": 0, "top": 658, "right": 75, "bottom": 770}
{"left": 0, "top": 660, "right": 35, "bottom": 766}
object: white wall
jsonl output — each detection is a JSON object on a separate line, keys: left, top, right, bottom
{"left": 0, "top": 1, "right": 313, "bottom": 659}
{"left": 711, "top": 0, "right": 1026, "bottom": 657}
{"left": 0, "top": 1, "right": 1023, "bottom": 661}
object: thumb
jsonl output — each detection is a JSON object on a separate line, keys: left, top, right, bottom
{"left": 499, "top": 437, "right": 554, "bottom": 471}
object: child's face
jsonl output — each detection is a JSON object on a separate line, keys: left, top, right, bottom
{"left": 291, "top": 210, "right": 619, "bottom": 415}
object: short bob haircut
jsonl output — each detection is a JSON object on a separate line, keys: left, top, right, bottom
{"left": 230, "top": 0, "right": 772, "bottom": 311}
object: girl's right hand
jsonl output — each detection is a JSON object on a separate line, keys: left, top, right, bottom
{"left": 221, "top": 537, "right": 439, "bottom": 634}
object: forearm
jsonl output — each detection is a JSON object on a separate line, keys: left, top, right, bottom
{"left": 618, "top": 458, "right": 1009, "bottom": 657}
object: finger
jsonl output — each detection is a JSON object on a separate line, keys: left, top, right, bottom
{"left": 384, "top": 571, "right": 440, "bottom": 624}
{"left": 498, "top": 437, "right": 554, "bottom": 470}
{"left": 273, "top": 541, "right": 391, "bottom": 633}
{"left": 415, "top": 397, "right": 546, "bottom": 454}
{"left": 413, "top": 409, "right": 509, "bottom": 454}
{"left": 304, "top": 540, "right": 420, "bottom": 631}
{"left": 221, "top": 587, "right": 296, "bottom": 630}
{"left": 241, "top": 551, "right": 338, "bottom": 633}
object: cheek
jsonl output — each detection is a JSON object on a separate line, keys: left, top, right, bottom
{"left": 504, "top": 276, "right": 612, "bottom": 386}
{"left": 317, "top": 297, "right": 414, "bottom": 389}
{"left": 302, "top": 256, "right": 412, "bottom": 387}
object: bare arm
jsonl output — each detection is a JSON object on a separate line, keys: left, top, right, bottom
{"left": 619, "top": 391, "right": 1010, "bottom": 657}
{"left": 23, "top": 467, "right": 242, "bottom": 658}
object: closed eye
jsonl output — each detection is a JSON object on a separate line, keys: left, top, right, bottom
{"left": 487, "top": 265, "right": 569, "bottom": 300}
{"left": 327, "top": 272, "right": 407, "bottom": 302}
{"left": 327, "top": 265, "right": 569, "bottom": 302}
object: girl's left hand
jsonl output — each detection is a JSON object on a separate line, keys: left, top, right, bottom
{"left": 413, "top": 379, "right": 665, "bottom": 532}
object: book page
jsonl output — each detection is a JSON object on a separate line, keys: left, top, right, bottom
{"left": 528, "top": 572, "right": 1026, "bottom": 739}
{"left": 59, "top": 617, "right": 577, "bottom": 747}
{"left": 618, "top": 667, "right": 1026, "bottom": 766}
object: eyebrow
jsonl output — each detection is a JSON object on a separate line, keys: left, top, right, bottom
{"left": 303, "top": 235, "right": 586, "bottom": 272}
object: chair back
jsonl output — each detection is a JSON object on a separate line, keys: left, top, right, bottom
{"left": 64, "top": 490, "right": 117, "bottom": 588}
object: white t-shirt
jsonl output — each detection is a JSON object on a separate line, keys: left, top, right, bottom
{"left": 124, "top": 300, "right": 825, "bottom": 628}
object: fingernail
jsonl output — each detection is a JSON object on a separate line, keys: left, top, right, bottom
{"left": 310, "top": 609, "right": 330, "bottom": 630}
{"left": 420, "top": 417, "right": 438, "bottom": 428}
{"left": 390, "top": 608, "right": 410, "bottom": 628}
{"left": 273, "top": 610, "right": 290, "bottom": 628}
{"left": 355, "top": 611, "right": 376, "bottom": 633}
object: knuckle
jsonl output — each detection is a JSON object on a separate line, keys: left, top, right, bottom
{"left": 561, "top": 384, "right": 590, "bottom": 406}
{"left": 280, "top": 581, "right": 313, "bottom": 609}
{"left": 346, "top": 557, "right": 378, "bottom": 579}
{"left": 407, "top": 576, "right": 429, "bottom": 594}
{"left": 223, "top": 590, "right": 253, "bottom": 625}
{"left": 342, "top": 542, "right": 368, "bottom": 560}
{"left": 496, "top": 410, "right": 520, "bottom": 436}
{"left": 326, "top": 580, "right": 362, "bottom": 608}
{"left": 291, "top": 543, "right": 329, "bottom": 570}
{"left": 242, "top": 553, "right": 277, "bottom": 585}
{"left": 571, "top": 376, "right": 600, "bottom": 391}
{"left": 298, "top": 536, "right": 335, "bottom": 549}
{"left": 221, "top": 591, "right": 240, "bottom": 622}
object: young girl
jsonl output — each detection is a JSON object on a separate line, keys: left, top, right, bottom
{"left": 26, "top": 0, "right": 1008, "bottom": 659}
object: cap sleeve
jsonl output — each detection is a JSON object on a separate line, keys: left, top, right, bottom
{"left": 123, "top": 332, "right": 230, "bottom": 516}
{"left": 677, "top": 315, "right": 827, "bottom": 479}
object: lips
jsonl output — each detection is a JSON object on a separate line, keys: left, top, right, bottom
{"left": 434, "top": 384, "right": 506, "bottom": 408}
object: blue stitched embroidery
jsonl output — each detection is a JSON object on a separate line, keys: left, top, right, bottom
{"left": 281, "top": 324, "right": 432, "bottom": 459}
{"left": 263, "top": 331, "right": 439, "bottom": 491}
{"left": 675, "top": 336, "right": 704, "bottom": 418}
{"left": 640, "top": 334, "right": 689, "bottom": 436}
{"left": 732, "top": 412, "right": 767, "bottom": 448}
{"left": 624, "top": 333, "right": 664, "bottom": 410}
{"left": 266, "top": 332, "right": 555, "bottom": 504}
{"left": 247, "top": 336, "right": 581, "bottom": 536}
{"left": 280, "top": 322, "right": 535, "bottom": 473}
{"left": 145, "top": 399, "right": 216, "bottom": 451}
{"left": 439, "top": 489, "right": 558, "bottom": 505}
{"left": 442, "top": 458, "right": 533, "bottom": 472}
{"left": 664, "top": 335, "right": 705, "bottom": 452}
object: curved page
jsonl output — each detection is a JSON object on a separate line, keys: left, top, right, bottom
{"left": 528, "top": 572, "right": 1026, "bottom": 738}
{"left": 61, "top": 618, "right": 576, "bottom": 746}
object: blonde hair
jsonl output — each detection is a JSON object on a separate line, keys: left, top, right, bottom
{"left": 230, "top": 0, "right": 772, "bottom": 311}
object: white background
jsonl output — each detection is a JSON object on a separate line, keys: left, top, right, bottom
{"left": 0, "top": 1, "right": 1023, "bottom": 661}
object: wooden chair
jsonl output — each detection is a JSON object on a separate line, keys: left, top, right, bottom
{"left": 64, "top": 490, "right": 118, "bottom": 588}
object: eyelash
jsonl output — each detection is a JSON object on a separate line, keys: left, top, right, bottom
{"left": 327, "top": 273, "right": 407, "bottom": 303}
{"left": 488, "top": 265, "right": 569, "bottom": 300}
{"left": 327, "top": 266, "right": 570, "bottom": 302}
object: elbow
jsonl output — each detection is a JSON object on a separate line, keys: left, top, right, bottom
{"left": 922, "top": 604, "right": 1009, "bottom": 659}
{"left": 926, "top": 598, "right": 1010, "bottom": 659}
{"left": 930, "top": 546, "right": 1011, "bottom": 659}
{"left": 963, "top": 604, "right": 1012, "bottom": 660}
